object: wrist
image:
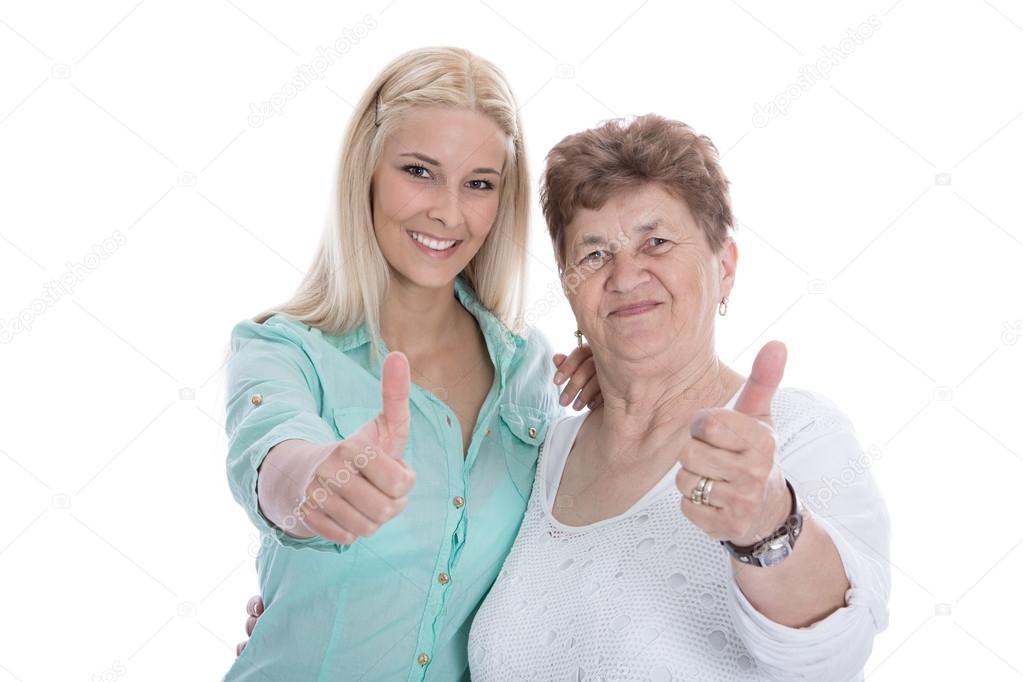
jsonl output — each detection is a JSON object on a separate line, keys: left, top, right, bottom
{"left": 733, "top": 478, "right": 794, "bottom": 547}
{"left": 257, "top": 439, "right": 336, "bottom": 537}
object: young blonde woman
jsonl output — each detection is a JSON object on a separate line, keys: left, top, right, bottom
{"left": 222, "top": 47, "right": 600, "bottom": 681}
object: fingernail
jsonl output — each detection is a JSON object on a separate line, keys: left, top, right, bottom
{"left": 573, "top": 398, "right": 582, "bottom": 410}
{"left": 553, "top": 372, "right": 565, "bottom": 384}
{"left": 559, "top": 391, "right": 570, "bottom": 406}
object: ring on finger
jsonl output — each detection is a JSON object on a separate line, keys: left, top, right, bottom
{"left": 691, "top": 477, "right": 710, "bottom": 505}
{"left": 700, "top": 479, "right": 715, "bottom": 507}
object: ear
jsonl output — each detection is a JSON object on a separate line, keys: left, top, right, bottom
{"left": 717, "top": 236, "right": 738, "bottom": 301}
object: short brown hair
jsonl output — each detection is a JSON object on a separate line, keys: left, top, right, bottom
{"left": 540, "top": 114, "right": 734, "bottom": 268}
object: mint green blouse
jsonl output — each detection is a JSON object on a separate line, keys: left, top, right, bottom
{"left": 222, "top": 277, "right": 562, "bottom": 681}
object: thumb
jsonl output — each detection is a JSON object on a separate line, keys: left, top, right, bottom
{"left": 733, "top": 340, "right": 787, "bottom": 420}
{"left": 379, "top": 351, "right": 411, "bottom": 452}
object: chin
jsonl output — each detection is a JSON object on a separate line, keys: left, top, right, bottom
{"left": 394, "top": 260, "right": 466, "bottom": 290}
{"left": 611, "top": 331, "right": 673, "bottom": 361}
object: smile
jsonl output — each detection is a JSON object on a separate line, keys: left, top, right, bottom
{"left": 610, "top": 301, "right": 662, "bottom": 317}
{"left": 407, "top": 229, "right": 461, "bottom": 254}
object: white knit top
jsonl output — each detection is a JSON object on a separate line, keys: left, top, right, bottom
{"left": 468, "top": 384, "right": 891, "bottom": 681}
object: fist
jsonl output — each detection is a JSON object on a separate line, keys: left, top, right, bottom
{"left": 675, "top": 341, "right": 791, "bottom": 546}
{"left": 296, "top": 352, "right": 416, "bottom": 545}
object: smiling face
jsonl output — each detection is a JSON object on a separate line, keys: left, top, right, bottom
{"left": 370, "top": 106, "right": 508, "bottom": 291}
{"left": 561, "top": 183, "right": 737, "bottom": 365}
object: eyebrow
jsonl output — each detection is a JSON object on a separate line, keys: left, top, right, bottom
{"left": 399, "top": 152, "right": 501, "bottom": 176}
{"left": 573, "top": 218, "right": 662, "bottom": 250}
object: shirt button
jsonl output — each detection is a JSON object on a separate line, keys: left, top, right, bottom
{"left": 528, "top": 426, "right": 537, "bottom": 439}
{"left": 452, "top": 496, "right": 465, "bottom": 509}
{"left": 485, "top": 428, "right": 492, "bottom": 437}
{"left": 446, "top": 415, "right": 452, "bottom": 427}
{"left": 250, "top": 393, "right": 263, "bottom": 406}
{"left": 417, "top": 652, "right": 430, "bottom": 666}
{"left": 438, "top": 572, "right": 450, "bottom": 585}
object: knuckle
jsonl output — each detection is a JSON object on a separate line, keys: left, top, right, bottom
{"left": 379, "top": 500, "right": 398, "bottom": 518}
{"left": 701, "top": 416, "right": 721, "bottom": 441}
{"left": 751, "top": 460, "right": 771, "bottom": 482}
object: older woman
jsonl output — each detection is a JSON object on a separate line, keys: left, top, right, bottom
{"left": 467, "top": 115, "right": 891, "bottom": 680}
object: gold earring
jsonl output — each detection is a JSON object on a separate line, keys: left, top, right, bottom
{"left": 718, "top": 297, "right": 728, "bottom": 316}
{"left": 574, "top": 330, "right": 584, "bottom": 348}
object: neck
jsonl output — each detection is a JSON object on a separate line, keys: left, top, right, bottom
{"left": 594, "top": 348, "right": 743, "bottom": 456}
{"left": 379, "top": 273, "right": 465, "bottom": 357}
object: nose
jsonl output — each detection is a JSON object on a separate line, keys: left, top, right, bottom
{"left": 606, "top": 252, "right": 650, "bottom": 293}
{"left": 426, "top": 185, "right": 464, "bottom": 230}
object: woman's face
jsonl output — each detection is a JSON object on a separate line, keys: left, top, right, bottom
{"left": 371, "top": 106, "right": 508, "bottom": 291}
{"left": 561, "top": 183, "right": 737, "bottom": 365}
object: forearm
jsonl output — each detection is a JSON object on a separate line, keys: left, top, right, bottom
{"left": 731, "top": 514, "right": 850, "bottom": 628}
{"left": 256, "top": 438, "right": 335, "bottom": 538}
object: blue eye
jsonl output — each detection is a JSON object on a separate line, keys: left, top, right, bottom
{"left": 403, "top": 164, "right": 431, "bottom": 179}
{"left": 466, "top": 179, "right": 495, "bottom": 191}
{"left": 648, "top": 237, "right": 669, "bottom": 249}
{"left": 583, "top": 250, "right": 609, "bottom": 267}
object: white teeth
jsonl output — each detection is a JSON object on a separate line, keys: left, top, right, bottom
{"left": 410, "top": 231, "right": 457, "bottom": 251}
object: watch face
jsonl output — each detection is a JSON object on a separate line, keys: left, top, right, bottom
{"left": 753, "top": 535, "right": 792, "bottom": 567}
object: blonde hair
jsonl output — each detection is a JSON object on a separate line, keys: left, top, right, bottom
{"left": 253, "top": 47, "right": 530, "bottom": 353}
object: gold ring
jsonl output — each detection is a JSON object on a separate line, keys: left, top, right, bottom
{"left": 701, "top": 479, "right": 715, "bottom": 507}
{"left": 691, "top": 477, "right": 709, "bottom": 505}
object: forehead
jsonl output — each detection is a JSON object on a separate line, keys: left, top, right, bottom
{"left": 565, "top": 184, "right": 697, "bottom": 243}
{"left": 383, "top": 106, "right": 507, "bottom": 169}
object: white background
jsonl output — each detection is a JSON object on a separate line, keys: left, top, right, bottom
{"left": 1, "top": 1, "right": 1021, "bottom": 680}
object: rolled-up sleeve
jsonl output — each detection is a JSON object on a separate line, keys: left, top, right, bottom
{"left": 225, "top": 315, "right": 347, "bottom": 553}
{"left": 728, "top": 401, "right": 892, "bottom": 681}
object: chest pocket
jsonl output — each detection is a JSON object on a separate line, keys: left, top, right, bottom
{"left": 497, "top": 403, "right": 550, "bottom": 502}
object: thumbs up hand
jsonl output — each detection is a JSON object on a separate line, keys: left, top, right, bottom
{"left": 675, "top": 341, "right": 792, "bottom": 547}
{"left": 295, "top": 351, "right": 417, "bottom": 545}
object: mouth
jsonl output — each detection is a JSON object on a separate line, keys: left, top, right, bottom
{"left": 609, "top": 300, "right": 662, "bottom": 317}
{"left": 406, "top": 229, "right": 463, "bottom": 259}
